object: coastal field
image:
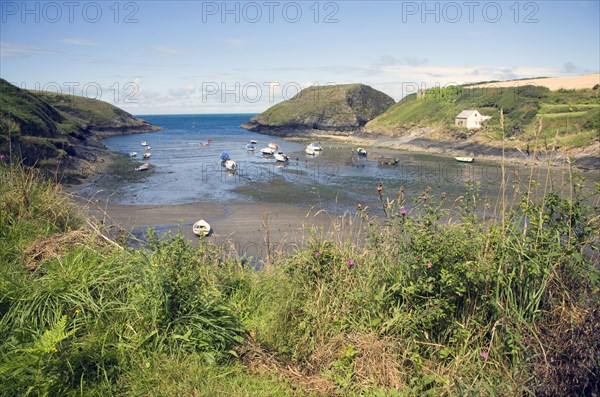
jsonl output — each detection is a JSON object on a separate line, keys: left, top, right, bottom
{"left": 467, "top": 73, "right": 600, "bottom": 90}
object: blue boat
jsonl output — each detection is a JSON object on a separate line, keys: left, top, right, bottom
{"left": 246, "top": 143, "right": 255, "bottom": 151}
{"left": 220, "top": 152, "right": 230, "bottom": 161}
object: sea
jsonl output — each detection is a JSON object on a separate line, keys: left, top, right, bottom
{"left": 91, "top": 114, "right": 597, "bottom": 216}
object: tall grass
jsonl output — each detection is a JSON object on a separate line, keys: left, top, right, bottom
{"left": 0, "top": 161, "right": 598, "bottom": 396}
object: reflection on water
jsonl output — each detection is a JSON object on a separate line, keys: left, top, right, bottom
{"left": 84, "top": 114, "right": 598, "bottom": 216}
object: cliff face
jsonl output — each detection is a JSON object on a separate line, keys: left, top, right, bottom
{"left": 0, "top": 79, "right": 161, "bottom": 183}
{"left": 241, "top": 84, "right": 395, "bottom": 134}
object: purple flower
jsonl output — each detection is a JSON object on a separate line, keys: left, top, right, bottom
{"left": 421, "top": 194, "right": 428, "bottom": 201}
{"left": 315, "top": 252, "right": 321, "bottom": 258}
{"left": 426, "top": 261, "right": 433, "bottom": 268}
{"left": 480, "top": 351, "right": 489, "bottom": 360}
{"left": 347, "top": 259, "right": 355, "bottom": 267}
{"left": 400, "top": 208, "right": 407, "bottom": 216}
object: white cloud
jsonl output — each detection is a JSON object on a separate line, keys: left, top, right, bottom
{"left": 151, "top": 45, "right": 185, "bottom": 56}
{"left": 0, "top": 42, "right": 60, "bottom": 58}
{"left": 60, "top": 38, "right": 98, "bottom": 46}
{"left": 224, "top": 38, "right": 252, "bottom": 48}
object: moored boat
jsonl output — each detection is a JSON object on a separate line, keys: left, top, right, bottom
{"left": 268, "top": 142, "right": 279, "bottom": 150}
{"left": 224, "top": 159, "right": 237, "bottom": 171}
{"left": 274, "top": 152, "right": 289, "bottom": 162}
{"left": 246, "top": 143, "right": 255, "bottom": 151}
{"left": 261, "top": 147, "right": 275, "bottom": 155}
{"left": 378, "top": 156, "right": 399, "bottom": 165}
{"left": 308, "top": 142, "right": 323, "bottom": 151}
{"left": 129, "top": 152, "right": 137, "bottom": 157}
{"left": 455, "top": 157, "right": 474, "bottom": 163}
{"left": 141, "top": 141, "right": 148, "bottom": 146}
{"left": 192, "top": 219, "right": 211, "bottom": 237}
{"left": 135, "top": 163, "right": 149, "bottom": 171}
{"left": 305, "top": 146, "right": 316, "bottom": 155}
{"left": 142, "top": 152, "right": 151, "bottom": 159}
{"left": 220, "top": 152, "right": 230, "bottom": 161}
{"left": 250, "top": 139, "right": 257, "bottom": 144}
{"left": 357, "top": 148, "right": 367, "bottom": 156}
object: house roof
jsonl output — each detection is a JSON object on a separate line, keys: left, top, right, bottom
{"left": 456, "top": 109, "right": 479, "bottom": 118}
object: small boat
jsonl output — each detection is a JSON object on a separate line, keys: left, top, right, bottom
{"left": 199, "top": 142, "right": 209, "bottom": 147}
{"left": 145, "top": 145, "right": 151, "bottom": 150}
{"left": 378, "top": 156, "right": 399, "bottom": 165}
{"left": 357, "top": 148, "right": 367, "bottom": 156}
{"left": 142, "top": 152, "right": 151, "bottom": 159}
{"left": 141, "top": 141, "right": 148, "bottom": 146}
{"left": 135, "top": 163, "right": 149, "bottom": 171}
{"left": 246, "top": 143, "right": 255, "bottom": 151}
{"left": 308, "top": 142, "right": 323, "bottom": 151}
{"left": 305, "top": 146, "right": 316, "bottom": 155}
{"left": 192, "top": 219, "right": 211, "bottom": 237}
{"left": 250, "top": 139, "right": 257, "bottom": 144}
{"left": 274, "top": 152, "right": 289, "bottom": 162}
{"left": 260, "top": 147, "right": 275, "bottom": 155}
{"left": 455, "top": 157, "right": 474, "bottom": 163}
{"left": 220, "top": 152, "right": 230, "bottom": 161}
{"left": 129, "top": 152, "right": 137, "bottom": 157}
{"left": 268, "top": 142, "right": 279, "bottom": 150}
{"left": 224, "top": 159, "right": 237, "bottom": 171}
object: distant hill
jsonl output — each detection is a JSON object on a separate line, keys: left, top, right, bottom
{"left": 241, "top": 84, "right": 395, "bottom": 134}
{"left": 0, "top": 79, "right": 160, "bottom": 183}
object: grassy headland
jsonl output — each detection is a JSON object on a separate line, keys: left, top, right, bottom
{"left": 0, "top": 79, "right": 161, "bottom": 183}
{"left": 1, "top": 162, "right": 598, "bottom": 396}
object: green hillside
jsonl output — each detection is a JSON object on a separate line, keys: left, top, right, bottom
{"left": 367, "top": 85, "right": 599, "bottom": 149}
{"left": 242, "top": 84, "right": 395, "bottom": 132}
{"left": 0, "top": 79, "right": 160, "bottom": 182}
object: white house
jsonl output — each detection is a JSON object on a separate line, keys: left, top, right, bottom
{"left": 455, "top": 109, "right": 490, "bottom": 129}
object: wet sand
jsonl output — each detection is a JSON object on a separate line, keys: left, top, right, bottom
{"left": 74, "top": 193, "right": 356, "bottom": 259}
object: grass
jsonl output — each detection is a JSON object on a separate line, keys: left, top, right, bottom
{"left": 0, "top": 161, "right": 599, "bottom": 396}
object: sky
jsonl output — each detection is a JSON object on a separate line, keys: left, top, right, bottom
{"left": 1, "top": 0, "right": 599, "bottom": 115}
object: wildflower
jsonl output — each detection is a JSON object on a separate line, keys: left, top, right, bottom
{"left": 441, "top": 191, "right": 447, "bottom": 199}
{"left": 480, "top": 351, "right": 489, "bottom": 360}
{"left": 426, "top": 261, "right": 433, "bottom": 268}
{"left": 421, "top": 194, "right": 427, "bottom": 202}
{"left": 315, "top": 252, "right": 321, "bottom": 258}
{"left": 347, "top": 259, "right": 355, "bottom": 268}
{"left": 357, "top": 203, "right": 362, "bottom": 210}
{"left": 50, "top": 347, "right": 58, "bottom": 353}
{"left": 400, "top": 208, "right": 407, "bottom": 216}
{"left": 75, "top": 309, "right": 81, "bottom": 315}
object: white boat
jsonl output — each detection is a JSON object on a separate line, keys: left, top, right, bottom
{"left": 260, "top": 147, "right": 275, "bottom": 155}
{"left": 455, "top": 157, "right": 474, "bottom": 163}
{"left": 357, "top": 148, "right": 367, "bottom": 156}
{"left": 268, "top": 142, "right": 279, "bottom": 150}
{"left": 224, "top": 159, "right": 237, "bottom": 171}
{"left": 142, "top": 152, "right": 151, "bottom": 159}
{"left": 308, "top": 142, "right": 323, "bottom": 151}
{"left": 250, "top": 139, "right": 257, "bottom": 144}
{"left": 145, "top": 145, "right": 151, "bottom": 150}
{"left": 274, "top": 152, "right": 289, "bottom": 162}
{"left": 135, "top": 163, "right": 149, "bottom": 171}
{"left": 141, "top": 141, "right": 148, "bottom": 146}
{"left": 129, "top": 152, "right": 137, "bottom": 157}
{"left": 305, "top": 146, "right": 316, "bottom": 155}
{"left": 192, "top": 219, "right": 211, "bottom": 237}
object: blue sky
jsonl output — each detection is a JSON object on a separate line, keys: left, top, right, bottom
{"left": 1, "top": 1, "right": 599, "bottom": 114}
